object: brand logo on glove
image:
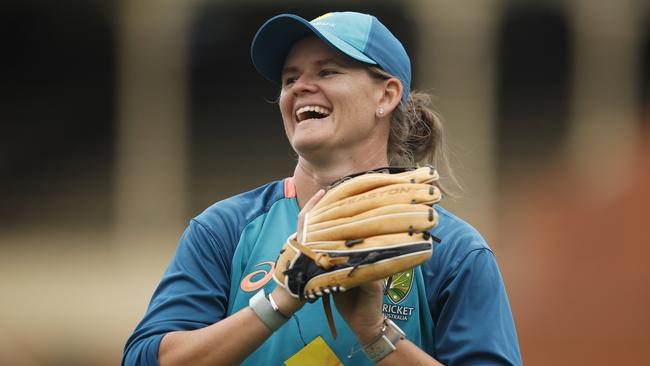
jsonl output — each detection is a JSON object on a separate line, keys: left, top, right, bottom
{"left": 342, "top": 186, "right": 415, "bottom": 206}
{"left": 240, "top": 261, "right": 275, "bottom": 292}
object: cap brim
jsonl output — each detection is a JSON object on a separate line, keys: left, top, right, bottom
{"left": 251, "top": 14, "right": 376, "bottom": 84}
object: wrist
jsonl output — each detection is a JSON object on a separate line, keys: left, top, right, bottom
{"left": 271, "top": 286, "right": 303, "bottom": 317}
{"left": 354, "top": 319, "right": 386, "bottom": 345}
{"left": 361, "top": 318, "right": 406, "bottom": 363}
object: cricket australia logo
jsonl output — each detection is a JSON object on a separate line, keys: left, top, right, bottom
{"left": 382, "top": 269, "right": 416, "bottom": 321}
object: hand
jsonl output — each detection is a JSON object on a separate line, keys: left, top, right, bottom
{"left": 299, "top": 188, "right": 385, "bottom": 343}
{"left": 333, "top": 279, "right": 385, "bottom": 344}
{"left": 271, "top": 189, "right": 326, "bottom": 317}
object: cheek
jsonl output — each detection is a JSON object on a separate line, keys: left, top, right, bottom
{"left": 278, "top": 92, "right": 291, "bottom": 117}
{"left": 351, "top": 82, "right": 378, "bottom": 108}
{"left": 278, "top": 94, "right": 294, "bottom": 129}
{"left": 342, "top": 88, "right": 377, "bottom": 120}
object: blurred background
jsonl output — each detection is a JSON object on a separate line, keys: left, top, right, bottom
{"left": 1, "top": 0, "right": 649, "bottom": 365}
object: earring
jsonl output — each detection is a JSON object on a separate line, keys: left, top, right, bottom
{"left": 377, "top": 107, "right": 385, "bottom": 116}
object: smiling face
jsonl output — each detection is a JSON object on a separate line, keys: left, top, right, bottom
{"left": 278, "top": 36, "right": 391, "bottom": 165}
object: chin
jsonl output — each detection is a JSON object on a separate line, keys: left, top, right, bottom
{"left": 291, "top": 135, "right": 334, "bottom": 158}
{"left": 292, "top": 140, "right": 325, "bottom": 156}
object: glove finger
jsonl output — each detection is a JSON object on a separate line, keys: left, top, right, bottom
{"left": 304, "top": 232, "right": 432, "bottom": 251}
{"left": 307, "top": 204, "right": 437, "bottom": 242}
{"left": 314, "top": 166, "right": 438, "bottom": 209}
{"left": 302, "top": 233, "right": 433, "bottom": 299}
{"left": 309, "top": 183, "right": 441, "bottom": 224}
{"left": 305, "top": 253, "right": 432, "bottom": 298}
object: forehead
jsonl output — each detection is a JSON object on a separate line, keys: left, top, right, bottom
{"left": 283, "top": 36, "right": 357, "bottom": 71}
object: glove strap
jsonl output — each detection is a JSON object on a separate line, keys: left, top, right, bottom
{"left": 322, "top": 294, "right": 337, "bottom": 339}
{"left": 290, "top": 237, "right": 349, "bottom": 269}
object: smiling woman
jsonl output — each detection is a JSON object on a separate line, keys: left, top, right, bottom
{"left": 123, "top": 11, "right": 522, "bottom": 366}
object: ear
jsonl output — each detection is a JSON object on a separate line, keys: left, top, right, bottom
{"left": 376, "top": 77, "right": 403, "bottom": 117}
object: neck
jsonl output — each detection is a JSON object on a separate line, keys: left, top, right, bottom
{"left": 292, "top": 150, "right": 389, "bottom": 209}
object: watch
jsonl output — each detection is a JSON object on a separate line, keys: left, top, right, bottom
{"left": 362, "top": 318, "right": 406, "bottom": 362}
{"left": 249, "top": 289, "right": 290, "bottom": 331}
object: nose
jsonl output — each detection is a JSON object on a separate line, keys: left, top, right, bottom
{"left": 291, "top": 74, "right": 318, "bottom": 95}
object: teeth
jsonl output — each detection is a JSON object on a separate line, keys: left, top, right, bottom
{"left": 295, "top": 105, "right": 331, "bottom": 120}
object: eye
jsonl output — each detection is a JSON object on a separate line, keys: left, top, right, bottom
{"left": 319, "top": 69, "right": 340, "bottom": 77}
{"left": 282, "top": 75, "right": 298, "bottom": 86}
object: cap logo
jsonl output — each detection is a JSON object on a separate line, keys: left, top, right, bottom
{"left": 311, "top": 13, "right": 334, "bottom": 22}
{"left": 311, "top": 13, "right": 336, "bottom": 27}
{"left": 312, "top": 21, "right": 335, "bottom": 27}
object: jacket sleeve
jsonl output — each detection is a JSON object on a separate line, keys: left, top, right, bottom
{"left": 122, "top": 219, "right": 234, "bottom": 366}
{"left": 432, "top": 248, "right": 522, "bottom": 366}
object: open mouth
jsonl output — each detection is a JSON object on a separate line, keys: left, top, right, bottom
{"left": 296, "top": 105, "right": 331, "bottom": 122}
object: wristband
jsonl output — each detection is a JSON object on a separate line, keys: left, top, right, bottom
{"left": 249, "top": 289, "right": 290, "bottom": 331}
{"left": 362, "top": 318, "right": 405, "bottom": 362}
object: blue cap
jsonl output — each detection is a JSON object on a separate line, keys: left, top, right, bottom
{"left": 251, "top": 12, "right": 411, "bottom": 104}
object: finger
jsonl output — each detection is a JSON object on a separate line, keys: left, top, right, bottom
{"left": 358, "top": 279, "right": 384, "bottom": 291}
{"left": 297, "top": 189, "right": 325, "bottom": 243}
{"left": 298, "top": 189, "right": 325, "bottom": 227}
{"left": 302, "top": 189, "right": 325, "bottom": 213}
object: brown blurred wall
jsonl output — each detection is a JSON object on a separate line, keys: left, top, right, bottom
{"left": 500, "top": 136, "right": 650, "bottom": 365}
{"left": 1, "top": 0, "right": 650, "bottom": 365}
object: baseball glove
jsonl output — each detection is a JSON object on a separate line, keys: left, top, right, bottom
{"left": 273, "top": 166, "right": 442, "bottom": 336}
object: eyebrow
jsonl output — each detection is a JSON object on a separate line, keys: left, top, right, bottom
{"left": 281, "top": 57, "right": 349, "bottom": 77}
{"left": 316, "top": 58, "right": 348, "bottom": 67}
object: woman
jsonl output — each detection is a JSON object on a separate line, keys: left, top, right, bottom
{"left": 123, "top": 11, "right": 522, "bottom": 365}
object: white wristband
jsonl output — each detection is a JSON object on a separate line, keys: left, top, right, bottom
{"left": 249, "top": 289, "right": 290, "bottom": 331}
